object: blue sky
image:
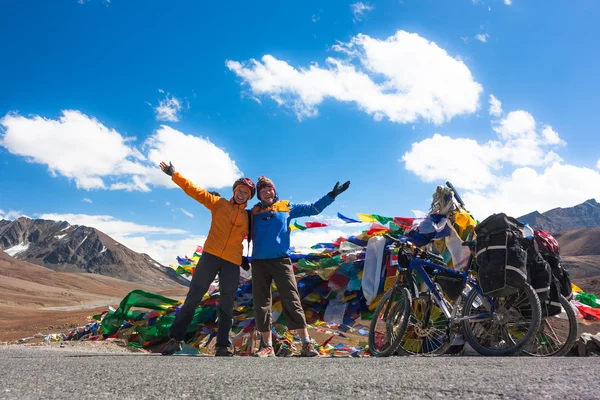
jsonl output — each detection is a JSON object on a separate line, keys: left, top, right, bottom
{"left": 1, "top": 0, "right": 599, "bottom": 264}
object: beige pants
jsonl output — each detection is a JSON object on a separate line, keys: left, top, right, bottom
{"left": 251, "top": 257, "right": 307, "bottom": 332}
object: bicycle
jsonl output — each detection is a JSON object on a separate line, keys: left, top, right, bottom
{"left": 518, "top": 294, "right": 578, "bottom": 357}
{"left": 369, "top": 236, "right": 542, "bottom": 357}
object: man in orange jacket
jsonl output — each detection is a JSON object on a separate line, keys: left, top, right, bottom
{"left": 159, "top": 161, "right": 255, "bottom": 357}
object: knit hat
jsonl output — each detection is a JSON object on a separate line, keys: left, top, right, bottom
{"left": 256, "top": 176, "right": 276, "bottom": 201}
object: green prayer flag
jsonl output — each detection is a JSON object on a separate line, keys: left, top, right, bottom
{"left": 294, "top": 221, "right": 307, "bottom": 231}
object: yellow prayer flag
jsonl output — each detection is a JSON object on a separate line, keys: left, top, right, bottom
{"left": 357, "top": 213, "right": 378, "bottom": 223}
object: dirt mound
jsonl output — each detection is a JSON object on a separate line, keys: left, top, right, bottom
{"left": 554, "top": 228, "right": 600, "bottom": 257}
{"left": 0, "top": 254, "right": 187, "bottom": 341}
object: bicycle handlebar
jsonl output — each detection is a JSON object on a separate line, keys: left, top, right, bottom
{"left": 383, "top": 234, "right": 445, "bottom": 264}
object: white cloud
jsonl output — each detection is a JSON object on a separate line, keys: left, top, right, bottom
{"left": 177, "top": 208, "right": 194, "bottom": 218}
{"left": 463, "top": 164, "right": 600, "bottom": 219}
{"left": 154, "top": 91, "right": 183, "bottom": 122}
{"left": 0, "top": 111, "right": 242, "bottom": 192}
{"left": 165, "top": 201, "right": 171, "bottom": 206}
{"left": 227, "top": 30, "right": 483, "bottom": 124}
{"left": 350, "top": 2, "right": 374, "bottom": 22}
{"left": 489, "top": 94, "right": 502, "bottom": 117}
{"left": 492, "top": 110, "right": 536, "bottom": 140}
{"left": 475, "top": 33, "right": 489, "bottom": 43}
{"left": 541, "top": 125, "right": 564, "bottom": 146}
{"left": 402, "top": 109, "right": 566, "bottom": 188}
{"left": 0, "top": 111, "right": 144, "bottom": 190}
{"left": 117, "top": 235, "right": 206, "bottom": 267}
{"left": 38, "top": 213, "right": 186, "bottom": 236}
{"left": 461, "top": 36, "right": 469, "bottom": 43}
{"left": 37, "top": 212, "right": 200, "bottom": 265}
{"left": 504, "top": 0, "right": 512, "bottom": 5}
{"left": 403, "top": 134, "right": 502, "bottom": 190}
{"left": 402, "top": 108, "right": 589, "bottom": 219}
{"left": 290, "top": 225, "right": 366, "bottom": 254}
{"left": 0, "top": 210, "right": 27, "bottom": 220}
{"left": 82, "top": 198, "right": 93, "bottom": 203}
{"left": 144, "top": 125, "right": 242, "bottom": 190}
{"left": 312, "top": 14, "right": 320, "bottom": 23}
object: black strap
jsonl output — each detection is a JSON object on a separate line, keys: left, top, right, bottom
{"left": 246, "top": 209, "right": 252, "bottom": 245}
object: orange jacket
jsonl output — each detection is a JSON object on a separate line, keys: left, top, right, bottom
{"left": 172, "top": 172, "right": 248, "bottom": 265}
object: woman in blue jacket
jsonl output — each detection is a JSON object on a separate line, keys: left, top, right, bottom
{"left": 251, "top": 176, "right": 350, "bottom": 357}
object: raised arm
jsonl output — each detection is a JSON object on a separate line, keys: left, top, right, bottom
{"left": 160, "top": 161, "right": 220, "bottom": 210}
{"left": 288, "top": 181, "right": 350, "bottom": 219}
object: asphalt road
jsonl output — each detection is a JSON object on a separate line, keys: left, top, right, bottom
{"left": 0, "top": 346, "right": 597, "bottom": 400}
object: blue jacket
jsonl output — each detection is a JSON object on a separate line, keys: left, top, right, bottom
{"left": 251, "top": 195, "right": 334, "bottom": 260}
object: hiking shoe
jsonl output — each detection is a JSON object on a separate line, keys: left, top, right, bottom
{"left": 300, "top": 342, "right": 319, "bottom": 357}
{"left": 255, "top": 345, "right": 276, "bottom": 358}
{"left": 215, "top": 346, "right": 233, "bottom": 357}
{"left": 161, "top": 338, "right": 182, "bottom": 356}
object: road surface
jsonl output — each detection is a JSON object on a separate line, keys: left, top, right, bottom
{"left": 0, "top": 346, "right": 597, "bottom": 399}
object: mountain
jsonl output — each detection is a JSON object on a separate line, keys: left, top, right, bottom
{"left": 553, "top": 228, "right": 600, "bottom": 257}
{"left": 0, "top": 217, "right": 188, "bottom": 287}
{"left": 553, "top": 228, "right": 600, "bottom": 295}
{"left": 518, "top": 199, "right": 600, "bottom": 232}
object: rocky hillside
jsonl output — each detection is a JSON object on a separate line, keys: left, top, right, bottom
{"left": 519, "top": 199, "right": 600, "bottom": 232}
{"left": 0, "top": 217, "right": 188, "bottom": 287}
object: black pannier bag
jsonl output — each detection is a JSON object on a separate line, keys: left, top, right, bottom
{"left": 541, "top": 253, "right": 573, "bottom": 317}
{"left": 544, "top": 253, "right": 573, "bottom": 301}
{"left": 435, "top": 270, "right": 467, "bottom": 301}
{"left": 475, "top": 213, "right": 528, "bottom": 297}
{"left": 525, "top": 239, "right": 552, "bottom": 302}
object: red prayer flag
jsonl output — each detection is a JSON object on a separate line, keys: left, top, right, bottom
{"left": 393, "top": 217, "right": 415, "bottom": 229}
{"left": 305, "top": 222, "right": 328, "bottom": 228}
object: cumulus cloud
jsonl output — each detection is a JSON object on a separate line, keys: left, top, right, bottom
{"left": 144, "top": 125, "right": 242, "bottom": 190}
{"left": 475, "top": 33, "right": 489, "bottom": 43}
{"left": 489, "top": 94, "right": 502, "bottom": 117}
{"left": 154, "top": 91, "right": 184, "bottom": 122}
{"left": 403, "top": 110, "right": 566, "bottom": 189}
{"left": 0, "top": 210, "right": 27, "bottom": 220}
{"left": 463, "top": 164, "right": 600, "bottom": 218}
{"left": 227, "top": 30, "right": 483, "bottom": 124}
{"left": 38, "top": 212, "right": 200, "bottom": 265}
{"left": 0, "top": 111, "right": 242, "bottom": 191}
{"left": 504, "top": 0, "right": 512, "bottom": 5}
{"left": 400, "top": 108, "right": 593, "bottom": 219}
{"left": 82, "top": 198, "right": 93, "bottom": 203}
{"left": 350, "top": 2, "right": 374, "bottom": 22}
{"left": 541, "top": 125, "right": 564, "bottom": 146}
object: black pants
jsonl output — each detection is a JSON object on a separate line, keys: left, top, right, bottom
{"left": 169, "top": 252, "right": 240, "bottom": 348}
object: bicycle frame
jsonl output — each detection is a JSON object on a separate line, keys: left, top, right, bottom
{"left": 400, "top": 254, "right": 495, "bottom": 325}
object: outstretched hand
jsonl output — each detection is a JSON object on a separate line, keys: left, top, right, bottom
{"left": 328, "top": 181, "right": 351, "bottom": 199}
{"left": 159, "top": 161, "right": 175, "bottom": 176}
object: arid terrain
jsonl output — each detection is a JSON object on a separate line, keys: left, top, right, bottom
{"left": 0, "top": 252, "right": 187, "bottom": 341}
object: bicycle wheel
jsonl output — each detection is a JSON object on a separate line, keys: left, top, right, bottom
{"left": 520, "top": 295, "right": 578, "bottom": 357}
{"left": 396, "top": 291, "right": 455, "bottom": 356}
{"left": 368, "top": 286, "right": 411, "bottom": 357}
{"left": 462, "top": 281, "right": 541, "bottom": 356}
